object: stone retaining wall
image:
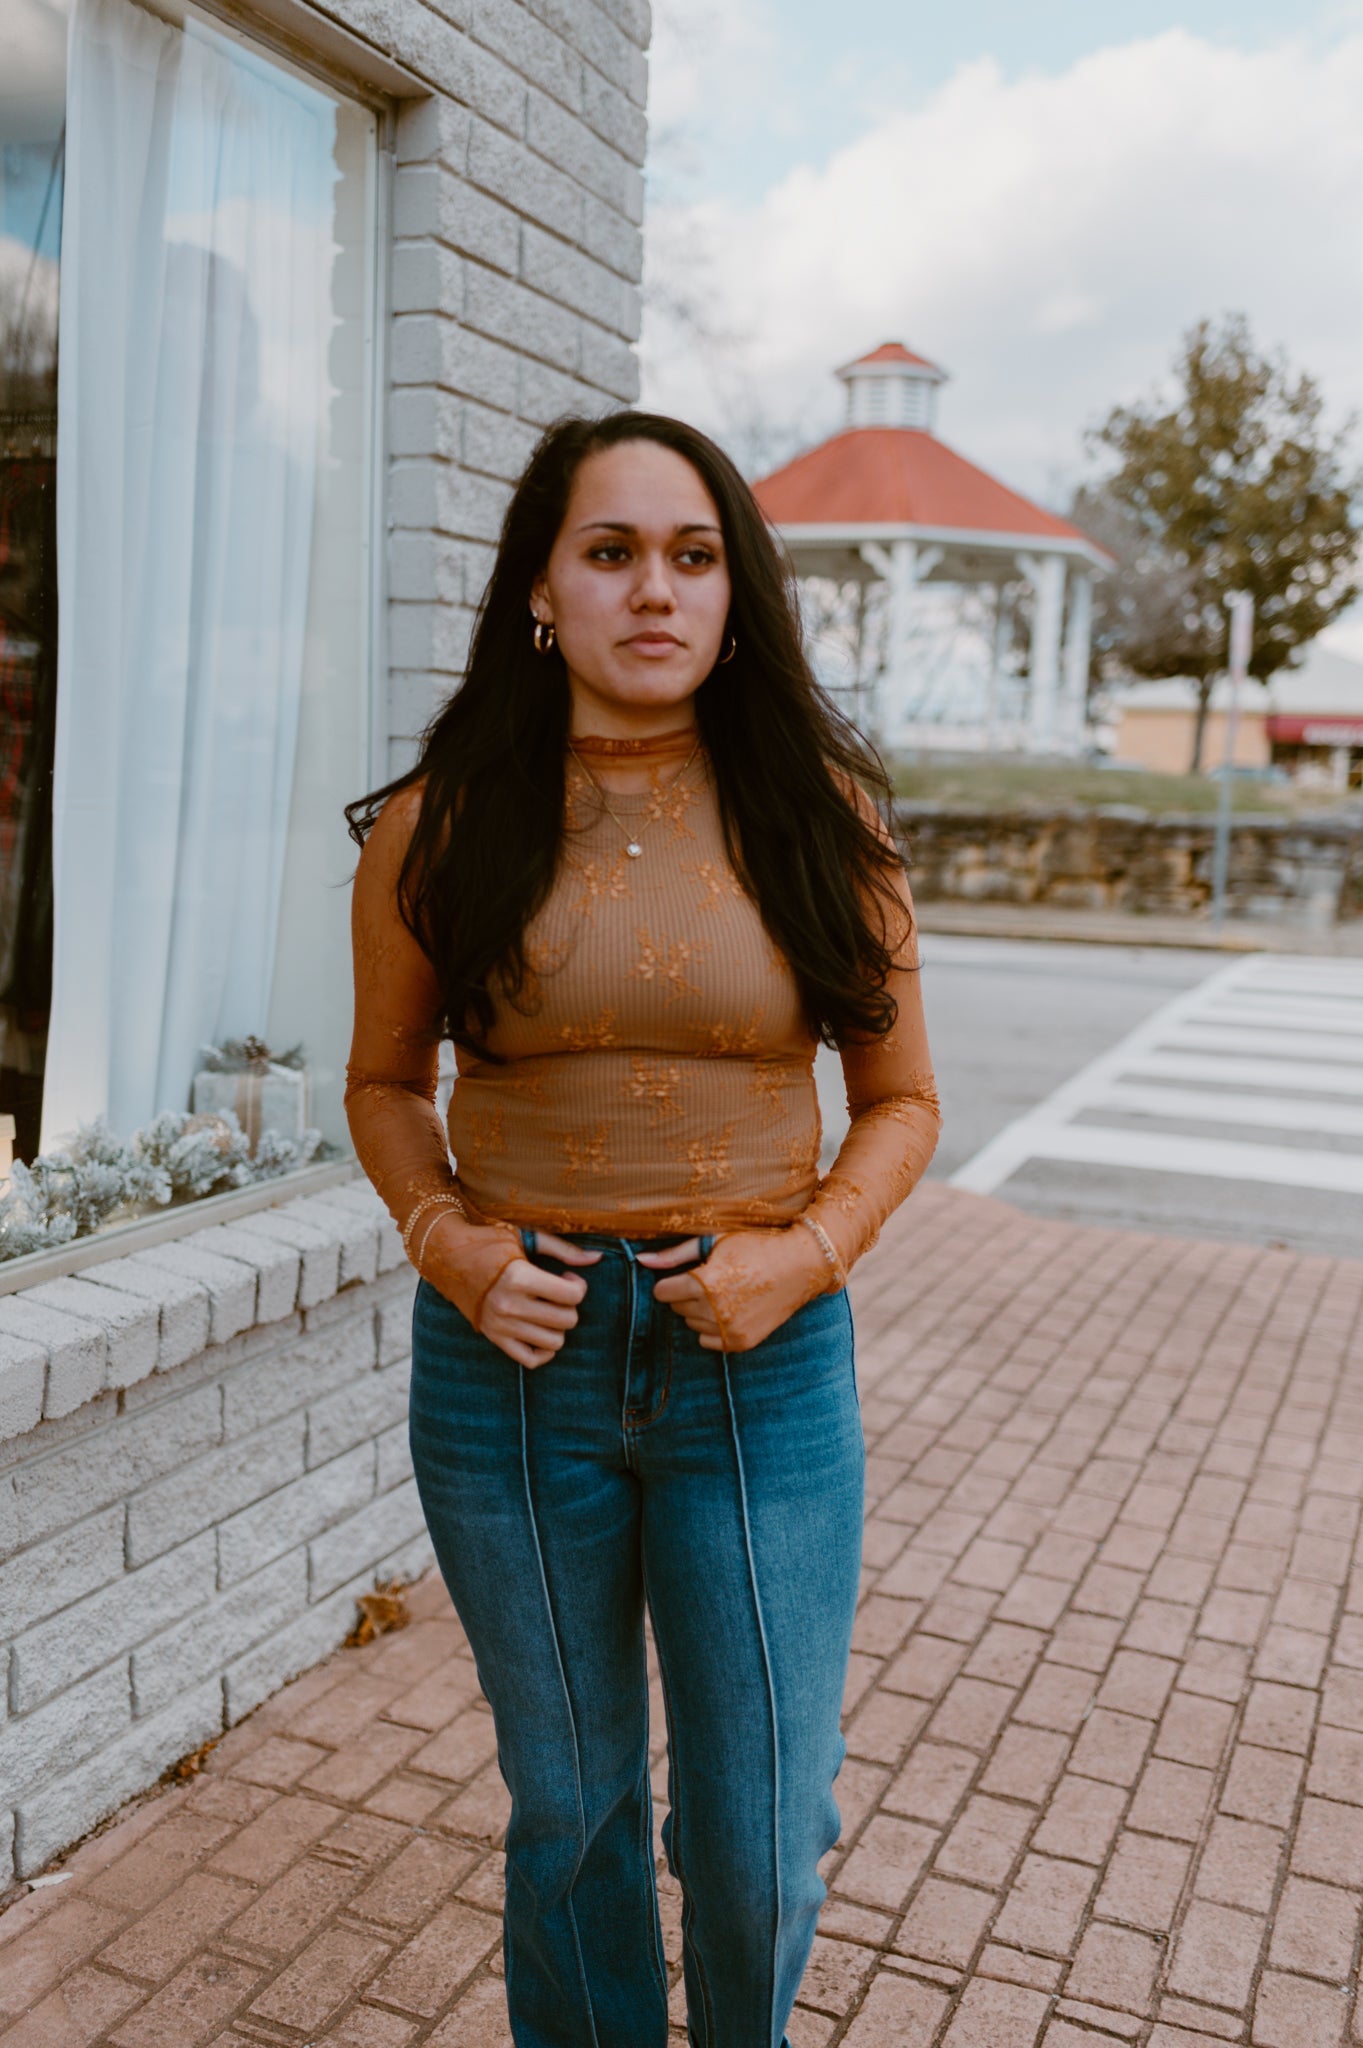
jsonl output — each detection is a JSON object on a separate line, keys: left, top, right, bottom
{"left": 0, "top": 1183, "right": 425, "bottom": 1886}
{"left": 896, "top": 806, "right": 1363, "bottom": 930}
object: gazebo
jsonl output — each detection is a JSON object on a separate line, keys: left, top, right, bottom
{"left": 752, "top": 343, "right": 1111, "bottom": 753}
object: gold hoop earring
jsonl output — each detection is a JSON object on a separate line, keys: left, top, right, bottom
{"left": 533, "top": 618, "right": 556, "bottom": 655}
{"left": 718, "top": 632, "right": 737, "bottom": 665}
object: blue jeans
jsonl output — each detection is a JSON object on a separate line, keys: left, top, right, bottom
{"left": 408, "top": 1230, "right": 864, "bottom": 2048}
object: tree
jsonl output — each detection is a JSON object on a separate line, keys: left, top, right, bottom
{"left": 1067, "top": 485, "right": 1201, "bottom": 691}
{"left": 1089, "top": 315, "right": 1361, "bottom": 771}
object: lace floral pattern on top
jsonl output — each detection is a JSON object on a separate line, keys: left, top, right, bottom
{"left": 345, "top": 725, "right": 941, "bottom": 1329}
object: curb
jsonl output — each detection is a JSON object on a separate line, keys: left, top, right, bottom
{"left": 914, "top": 903, "right": 1363, "bottom": 957}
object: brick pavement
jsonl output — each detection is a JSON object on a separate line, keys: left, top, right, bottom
{"left": 5, "top": 1181, "right": 1363, "bottom": 2046}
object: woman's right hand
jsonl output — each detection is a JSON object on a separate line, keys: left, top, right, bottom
{"left": 422, "top": 1218, "right": 601, "bottom": 1368}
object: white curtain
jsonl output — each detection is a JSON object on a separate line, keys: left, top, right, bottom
{"left": 42, "top": 0, "right": 334, "bottom": 1148}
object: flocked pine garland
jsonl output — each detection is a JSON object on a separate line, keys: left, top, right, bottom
{"left": 0, "top": 1108, "right": 324, "bottom": 1265}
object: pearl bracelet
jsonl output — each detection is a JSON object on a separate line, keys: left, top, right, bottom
{"left": 796, "top": 1212, "right": 846, "bottom": 1289}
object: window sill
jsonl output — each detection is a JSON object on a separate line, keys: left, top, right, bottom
{"left": 0, "top": 1166, "right": 409, "bottom": 1445}
{"left": 0, "top": 1160, "right": 360, "bottom": 1297}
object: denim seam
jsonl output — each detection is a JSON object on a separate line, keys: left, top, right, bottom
{"left": 633, "top": 1581, "right": 670, "bottom": 2016}
{"left": 644, "top": 1574, "right": 715, "bottom": 2048}
{"left": 620, "top": 1252, "right": 639, "bottom": 1469}
{"left": 516, "top": 1370, "right": 602, "bottom": 2048}
{"left": 638, "top": 1744, "right": 669, "bottom": 2013}
{"left": 720, "top": 1356, "right": 785, "bottom": 2048}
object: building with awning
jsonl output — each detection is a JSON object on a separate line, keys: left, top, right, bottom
{"left": 1265, "top": 646, "right": 1363, "bottom": 782}
{"left": 752, "top": 342, "right": 1111, "bottom": 753}
{"left": 1108, "top": 643, "right": 1363, "bottom": 787}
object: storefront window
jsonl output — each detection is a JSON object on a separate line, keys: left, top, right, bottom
{"left": 0, "top": 0, "right": 377, "bottom": 1209}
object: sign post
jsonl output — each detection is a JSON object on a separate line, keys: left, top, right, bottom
{"left": 1210, "top": 592, "right": 1254, "bottom": 932}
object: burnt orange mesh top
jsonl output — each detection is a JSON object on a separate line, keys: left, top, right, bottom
{"left": 345, "top": 723, "right": 941, "bottom": 1325}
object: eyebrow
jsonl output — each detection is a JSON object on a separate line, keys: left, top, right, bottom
{"left": 575, "top": 520, "right": 723, "bottom": 537}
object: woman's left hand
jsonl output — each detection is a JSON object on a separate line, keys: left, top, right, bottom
{"left": 641, "top": 1224, "right": 833, "bottom": 1353}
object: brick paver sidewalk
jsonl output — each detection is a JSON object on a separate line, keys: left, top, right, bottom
{"left": 5, "top": 1183, "right": 1363, "bottom": 2047}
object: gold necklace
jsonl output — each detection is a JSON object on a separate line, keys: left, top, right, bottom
{"left": 566, "top": 735, "right": 701, "bottom": 859}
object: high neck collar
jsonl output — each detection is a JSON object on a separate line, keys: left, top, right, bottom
{"left": 568, "top": 724, "right": 699, "bottom": 761}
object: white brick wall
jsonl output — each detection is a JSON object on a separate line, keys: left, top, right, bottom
{"left": 0, "top": 0, "right": 649, "bottom": 1894}
{"left": 0, "top": 1184, "right": 425, "bottom": 1887}
{"left": 372, "top": 0, "right": 650, "bottom": 769}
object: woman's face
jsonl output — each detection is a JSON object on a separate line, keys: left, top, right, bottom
{"left": 532, "top": 438, "right": 732, "bottom": 731}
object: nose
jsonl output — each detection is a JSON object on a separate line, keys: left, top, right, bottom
{"left": 632, "top": 549, "right": 676, "bottom": 611}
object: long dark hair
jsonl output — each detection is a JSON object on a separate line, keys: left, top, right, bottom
{"left": 346, "top": 410, "right": 911, "bottom": 1057}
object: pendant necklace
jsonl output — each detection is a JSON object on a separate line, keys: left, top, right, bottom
{"left": 566, "top": 734, "right": 701, "bottom": 859}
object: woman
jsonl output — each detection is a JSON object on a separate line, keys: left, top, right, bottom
{"left": 344, "top": 411, "right": 940, "bottom": 2048}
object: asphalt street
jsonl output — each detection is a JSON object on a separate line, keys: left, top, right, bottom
{"left": 816, "top": 933, "right": 1363, "bottom": 1259}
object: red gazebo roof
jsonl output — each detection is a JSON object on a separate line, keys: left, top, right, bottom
{"left": 837, "top": 340, "right": 946, "bottom": 378}
{"left": 753, "top": 427, "right": 1096, "bottom": 548}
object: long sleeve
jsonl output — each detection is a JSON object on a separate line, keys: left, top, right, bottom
{"left": 686, "top": 797, "right": 941, "bottom": 1352}
{"left": 344, "top": 790, "right": 520, "bottom": 1328}
{"left": 801, "top": 815, "right": 942, "bottom": 1280}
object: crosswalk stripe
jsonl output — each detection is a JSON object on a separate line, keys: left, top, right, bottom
{"left": 951, "top": 951, "right": 1363, "bottom": 1198}
{"left": 1197, "top": 1001, "right": 1363, "bottom": 1030}
{"left": 1165, "top": 1024, "right": 1363, "bottom": 1062}
{"left": 1126, "top": 1052, "right": 1363, "bottom": 1098}
{"left": 1241, "top": 973, "right": 1363, "bottom": 997}
{"left": 1011, "top": 1124, "right": 1363, "bottom": 1195}
{"left": 1093, "top": 1082, "right": 1363, "bottom": 1136}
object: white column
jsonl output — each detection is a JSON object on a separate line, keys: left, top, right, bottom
{"left": 984, "top": 582, "right": 1013, "bottom": 751}
{"left": 861, "top": 539, "right": 943, "bottom": 736}
{"left": 1060, "top": 566, "right": 1093, "bottom": 752}
{"left": 1017, "top": 550, "right": 1064, "bottom": 751}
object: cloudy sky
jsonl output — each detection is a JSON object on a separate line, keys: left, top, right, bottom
{"left": 639, "top": 0, "right": 1363, "bottom": 655}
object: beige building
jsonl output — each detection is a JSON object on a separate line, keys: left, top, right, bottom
{"left": 1109, "top": 643, "right": 1363, "bottom": 788}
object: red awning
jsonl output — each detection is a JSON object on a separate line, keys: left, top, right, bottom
{"left": 1268, "top": 716, "right": 1363, "bottom": 746}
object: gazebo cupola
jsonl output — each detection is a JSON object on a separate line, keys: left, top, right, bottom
{"left": 837, "top": 341, "right": 948, "bottom": 432}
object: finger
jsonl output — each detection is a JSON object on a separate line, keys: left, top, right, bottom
{"left": 651, "top": 1272, "right": 704, "bottom": 1304}
{"left": 635, "top": 1237, "right": 703, "bottom": 1268}
{"left": 493, "top": 1331, "right": 558, "bottom": 1368}
{"left": 508, "top": 1259, "right": 590, "bottom": 1305}
{"left": 485, "top": 1327, "right": 556, "bottom": 1376}
{"left": 532, "top": 1231, "right": 602, "bottom": 1266}
{"left": 499, "top": 1293, "right": 579, "bottom": 1330}
{"left": 500, "top": 1317, "right": 567, "bottom": 1351}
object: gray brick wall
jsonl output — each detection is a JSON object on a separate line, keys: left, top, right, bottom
{"left": 0, "top": 0, "right": 650, "bottom": 1891}
{"left": 0, "top": 1185, "right": 425, "bottom": 1884}
{"left": 371, "top": 0, "right": 651, "bottom": 776}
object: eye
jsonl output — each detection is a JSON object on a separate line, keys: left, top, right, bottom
{"left": 588, "top": 543, "right": 631, "bottom": 563}
{"left": 677, "top": 546, "right": 718, "bottom": 567}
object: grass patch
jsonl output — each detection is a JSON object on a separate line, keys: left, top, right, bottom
{"left": 889, "top": 758, "right": 1350, "bottom": 817}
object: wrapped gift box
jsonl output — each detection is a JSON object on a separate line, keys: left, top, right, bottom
{"left": 191, "top": 1061, "right": 310, "bottom": 1153}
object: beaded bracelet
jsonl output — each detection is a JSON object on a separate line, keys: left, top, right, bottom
{"left": 410, "top": 1199, "right": 470, "bottom": 1275}
{"left": 796, "top": 1212, "right": 847, "bottom": 1290}
{"left": 402, "top": 1190, "right": 467, "bottom": 1265}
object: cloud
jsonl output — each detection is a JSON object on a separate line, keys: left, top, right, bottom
{"left": 640, "top": 23, "right": 1363, "bottom": 526}
{"left": 645, "top": 0, "right": 777, "bottom": 186}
